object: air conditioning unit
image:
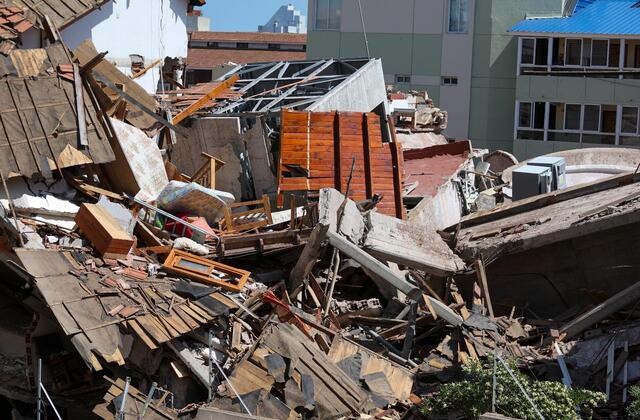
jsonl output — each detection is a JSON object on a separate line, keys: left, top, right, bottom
{"left": 528, "top": 156, "right": 567, "bottom": 191}
{"left": 512, "top": 165, "right": 553, "bottom": 201}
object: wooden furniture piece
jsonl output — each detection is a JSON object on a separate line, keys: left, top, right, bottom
{"left": 75, "top": 203, "right": 135, "bottom": 258}
{"left": 220, "top": 195, "right": 273, "bottom": 233}
{"left": 162, "top": 249, "right": 250, "bottom": 292}
{"left": 180, "top": 152, "right": 226, "bottom": 190}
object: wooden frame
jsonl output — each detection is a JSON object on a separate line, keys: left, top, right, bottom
{"left": 162, "top": 249, "right": 250, "bottom": 292}
{"left": 220, "top": 195, "right": 273, "bottom": 233}
{"left": 181, "top": 152, "right": 226, "bottom": 190}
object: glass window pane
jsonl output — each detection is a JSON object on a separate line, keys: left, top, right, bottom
{"left": 622, "top": 107, "right": 639, "bottom": 134}
{"left": 521, "top": 39, "right": 534, "bottom": 64}
{"left": 565, "top": 104, "right": 582, "bottom": 130}
{"left": 533, "top": 102, "right": 546, "bottom": 129}
{"left": 328, "top": 0, "right": 341, "bottom": 30}
{"left": 518, "top": 102, "right": 532, "bottom": 128}
{"left": 591, "top": 40, "right": 608, "bottom": 66}
{"left": 535, "top": 39, "right": 549, "bottom": 66}
{"left": 548, "top": 103, "right": 563, "bottom": 130}
{"left": 583, "top": 105, "right": 600, "bottom": 131}
{"left": 176, "top": 258, "right": 210, "bottom": 274}
{"left": 315, "top": 0, "right": 329, "bottom": 30}
{"left": 448, "top": 0, "right": 468, "bottom": 33}
{"left": 566, "top": 39, "right": 582, "bottom": 65}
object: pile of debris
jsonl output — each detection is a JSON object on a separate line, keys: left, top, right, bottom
{"left": 2, "top": 2, "right": 640, "bottom": 419}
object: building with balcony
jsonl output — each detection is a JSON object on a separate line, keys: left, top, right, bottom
{"left": 509, "top": 0, "right": 640, "bottom": 159}
{"left": 306, "top": 0, "right": 564, "bottom": 152}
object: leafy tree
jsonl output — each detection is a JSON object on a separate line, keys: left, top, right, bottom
{"left": 422, "top": 357, "right": 605, "bottom": 420}
{"left": 627, "top": 386, "right": 640, "bottom": 419}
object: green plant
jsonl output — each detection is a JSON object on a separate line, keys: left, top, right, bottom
{"left": 422, "top": 357, "right": 605, "bottom": 420}
{"left": 627, "top": 385, "right": 640, "bottom": 419}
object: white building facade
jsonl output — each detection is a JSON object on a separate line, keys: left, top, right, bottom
{"left": 59, "top": 0, "right": 199, "bottom": 93}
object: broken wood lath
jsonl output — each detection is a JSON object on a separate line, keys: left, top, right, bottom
{"left": 10, "top": 0, "right": 110, "bottom": 30}
{"left": 277, "top": 109, "right": 405, "bottom": 219}
{"left": 0, "top": 74, "right": 115, "bottom": 178}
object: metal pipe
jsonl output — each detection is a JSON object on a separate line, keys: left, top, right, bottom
{"left": 117, "top": 376, "right": 131, "bottom": 420}
{"left": 140, "top": 382, "right": 157, "bottom": 419}
{"left": 36, "top": 358, "right": 42, "bottom": 420}
{"left": 40, "top": 383, "right": 62, "bottom": 420}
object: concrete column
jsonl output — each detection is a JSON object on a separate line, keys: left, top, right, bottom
{"left": 547, "top": 37, "right": 553, "bottom": 72}
{"left": 517, "top": 37, "right": 522, "bottom": 75}
{"left": 620, "top": 38, "right": 626, "bottom": 79}
{"left": 543, "top": 101, "right": 550, "bottom": 142}
{"left": 616, "top": 104, "right": 622, "bottom": 145}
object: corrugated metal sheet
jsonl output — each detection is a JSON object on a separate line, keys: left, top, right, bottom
{"left": 510, "top": 0, "right": 640, "bottom": 35}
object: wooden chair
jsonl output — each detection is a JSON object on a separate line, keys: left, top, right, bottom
{"left": 219, "top": 195, "right": 273, "bottom": 233}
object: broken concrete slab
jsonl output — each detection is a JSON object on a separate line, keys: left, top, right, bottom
{"left": 364, "top": 211, "right": 465, "bottom": 277}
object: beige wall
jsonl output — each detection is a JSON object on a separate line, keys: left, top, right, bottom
{"left": 440, "top": 0, "right": 476, "bottom": 139}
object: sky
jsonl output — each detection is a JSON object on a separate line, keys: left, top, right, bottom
{"left": 199, "top": 1, "right": 308, "bottom": 32}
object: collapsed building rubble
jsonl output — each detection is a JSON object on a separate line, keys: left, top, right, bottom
{"left": 0, "top": 2, "right": 639, "bottom": 419}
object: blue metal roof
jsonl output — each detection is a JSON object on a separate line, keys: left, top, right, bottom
{"left": 509, "top": 0, "right": 640, "bottom": 36}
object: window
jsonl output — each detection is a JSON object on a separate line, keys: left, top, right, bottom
{"left": 583, "top": 105, "right": 600, "bottom": 131}
{"left": 395, "top": 74, "right": 411, "bottom": 83}
{"left": 441, "top": 76, "right": 458, "bottom": 85}
{"left": 518, "top": 102, "right": 532, "bottom": 128}
{"left": 448, "top": 0, "right": 468, "bottom": 33}
{"left": 565, "top": 39, "right": 582, "bottom": 66}
{"left": 622, "top": 107, "right": 639, "bottom": 134}
{"left": 533, "top": 102, "right": 545, "bottom": 129}
{"left": 521, "top": 38, "right": 534, "bottom": 65}
{"left": 521, "top": 38, "right": 549, "bottom": 66}
{"left": 315, "top": 0, "right": 341, "bottom": 31}
{"left": 248, "top": 43, "right": 268, "bottom": 50}
{"left": 218, "top": 42, "right": 236, "bottom": 49}
{"left": 591, "top": 39, "right": 609, "bottom": 66}
{"left": 535, "top": 38, "right": 549, "bottom": 66}
{"left": 565, "top": 104, "right": 582, "bottom": 130}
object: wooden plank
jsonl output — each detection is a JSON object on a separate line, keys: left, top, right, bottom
{"left": 174, "top": 306, "right": 200, "bottom": 329}
{"left": 127, "top": 319, "right": 158, "bottom": 349}
{"left": 73, "top": 62, "right": 88, "bottom": 147}
{"left": 475, "top": 258, "right": 494, "bottom": 319}
{"left": 560, "top": 280, "right": 640, "bottom": 341}
{"left": 172, "top": 75, "right": 239, "bottom": 125}
{"left": 136, "top": 315, "right": 171, "bottom": 343}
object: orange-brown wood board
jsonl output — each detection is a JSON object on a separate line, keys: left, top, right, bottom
{"left": 277, "top": 110, "right": 405, "bottom": 219}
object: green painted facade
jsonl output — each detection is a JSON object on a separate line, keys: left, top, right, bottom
{"left": 513, "top": 76, "right": 640, "bottom": 159}
{"left": 307, "top": 0, "right": 564, "bottom": 153}
{"left": 468, "top": 0, "right": 564, "bottom": 151}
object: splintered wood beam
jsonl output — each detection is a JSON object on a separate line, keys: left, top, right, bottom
{"left": 172, "top": 75, "right": 239, "bottom": 125}
{"left": 475, "top": 258, "right": 494, "bottom": 319}
{"left": 73, "top": 62, "right": 88, "bottom": 148}
{"left": 131, "top": 59, "right": 162, "bottom": 80}
{"left": 560, "top": 280, "right": 640, "bottom": 341}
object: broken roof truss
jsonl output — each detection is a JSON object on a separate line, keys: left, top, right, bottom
{"left": 210, "top": 58, "right": 373, "bottom": 115}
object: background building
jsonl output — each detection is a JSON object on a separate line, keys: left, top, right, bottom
{"left": 306, "top": 0, "right": 563, "bottom": 153}
{"left": 186, "top": 32, "right": 307, "bottom": 85}
{"left": 510, "top": 0, "right": 640, "bottom": 159}
{"left": 187, "top": 10, "right": 211, "bottom": 32}
{"left": 259, "top": 3, "right": 307, "bottom": 33}
{"left": 58, "top": 0, "right": 205, "bottom": 93}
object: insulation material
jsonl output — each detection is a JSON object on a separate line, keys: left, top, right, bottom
{"left": 105, "top": 118, "right": 168, "bottom": 202}
{"left": 157, "top": 181, "right": 235, "bottom": 226}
